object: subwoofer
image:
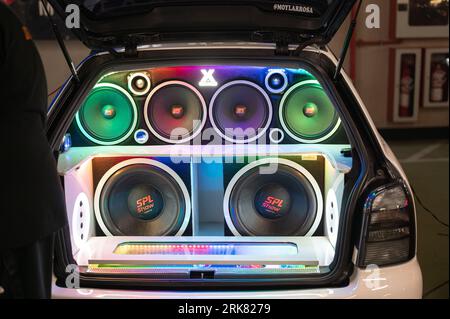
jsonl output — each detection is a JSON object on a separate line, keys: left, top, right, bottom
{"left": 223, "top": 156, "right": 324, "bottom": 236}
{"left": 144, "top": 81, "right": 207, "bottom": 144}
{"left": 93, "top": 157, "right": 192, "bottom": 236}
{"left": 76, "top": 83, "right": 138, "bottom": 145}
{"left": 279, "top": 80, "right": 341, "bottom": 144}
{"left": 209, "top": 80, "right": 273, "bottom": 143}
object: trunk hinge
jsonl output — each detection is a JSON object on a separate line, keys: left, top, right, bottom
{"left": 274, "top": 32, "right": 293, "bottom": 56}
{"left": 333, "top": 0, "right": 363, "bottom": 81}
{"left": 275, "top": 41, "right": 290, "bottom": 56}
{"left": 124, "top": 40, "right": 138, "bottom": 58}
{"left": 41, "top": 0, "right": 80, "bottom": 84}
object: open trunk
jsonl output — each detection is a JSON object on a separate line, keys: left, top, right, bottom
{"left": 48, "top": 50, "right": 362, "bottom": 288}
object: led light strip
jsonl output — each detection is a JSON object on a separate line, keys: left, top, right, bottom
{"left": 88, "top": 263, "right": 320, "bottom": 274}
{"left": 113, "top": 242, "right": 298, "bottom": 255}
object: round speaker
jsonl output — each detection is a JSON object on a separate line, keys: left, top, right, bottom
{"left": 265, "top": 69, "right": 288, "bottom": 94}
{"left": 279, "top": 80, "right": 341, "bottom": 144}
{"left": 94, "top": 159, "right": 191, "bottom": 236}
{"left": 76, "top": 83, "right": 138, "bottom": 145}
{"left": 269, "top": 128, "right": 285, "bottom": 144}
{"left": 144, "top": 81, "right": 207, "bottom": 144}
{"left": 127, "top": 72, "right": 151, "bottom": 96}
{"left": 209, "top": 80, "right": 273, "bottom": 143}
{"left": 224, "top": 158, "right": 323, "bottom": 236}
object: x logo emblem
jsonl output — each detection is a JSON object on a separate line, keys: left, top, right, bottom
{"left": 199, "top": 69, "right": 218, "bottom": 87}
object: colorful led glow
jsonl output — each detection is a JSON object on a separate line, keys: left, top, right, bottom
{"left": 60, "top": 133, "right": 72, "bottom": 153}
{"left": 88, "top": 263, "right": 320, "bottom": 274}
{"left": 74, "top": 65, "right": 340, "bottom": 147}
{"left": 113, "top": 242, "right": 298, "bottom": 256}
{"left": 144, "top": 65, "right": 277, "bottom": 85}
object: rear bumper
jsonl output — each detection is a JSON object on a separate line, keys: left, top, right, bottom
{"left": 52, "top": 258, "right": 422, "bottom": 299}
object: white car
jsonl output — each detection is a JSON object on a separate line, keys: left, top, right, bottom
{"left": 46, "top": 0, "right": 422, "bottom": 299}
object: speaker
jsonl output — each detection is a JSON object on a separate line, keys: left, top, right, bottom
{"left": 127, "top": 72, "right": 151, "bottom": 96}
{"left": 223, "top": 156, "right": 324, "bottom": 236}
{"left": 76, "top": 83, "right": 138, "bottom": 145}
{"left": 93, "top": 157, "right": 192, "bottom": 236}
{"left": 209, "top": 80, "right": 273, "bottom": 143}
{"left": 265, "top": 69, "right": 288, "bottom": 94}
{"left": 279, "top": 80, "right": 341, "bottom": 144}
{"left": 144, "top": 81, "right": 207, "bottom": 144}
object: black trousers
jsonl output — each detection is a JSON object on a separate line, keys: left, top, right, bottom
{"left": 0, "top": 233, "right": 54, "bottom": 299}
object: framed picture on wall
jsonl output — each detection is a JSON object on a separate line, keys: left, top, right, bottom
{"left": 423, "top": 48, "right": 449, "bottom": 108}
{"left": 396, "top": 0, "right": 449, "bottom": 38}
{"left": 389, "top": 49, "right": 422, "bottom": 123}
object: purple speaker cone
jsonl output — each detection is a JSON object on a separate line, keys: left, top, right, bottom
{"left": 210, "top": 81, "right": 272, "bottom": 142}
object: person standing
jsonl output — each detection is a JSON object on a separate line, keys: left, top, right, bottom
{"left": 0, "top": 2, "right": 67, "bottom": 299}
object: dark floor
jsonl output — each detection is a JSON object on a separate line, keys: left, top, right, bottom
{"left": 388, "top": 139, "right": 449, "bottom": 299}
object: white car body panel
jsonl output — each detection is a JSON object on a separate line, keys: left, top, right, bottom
{"left": 52, "top": 258, "right": 422, "bottom": 299}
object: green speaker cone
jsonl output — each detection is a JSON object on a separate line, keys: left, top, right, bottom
{"left": 77, "top": 83, "right": 137, "bottom": 145}
{"left": 280, "top": 81, "right": 340, "bottom": 143}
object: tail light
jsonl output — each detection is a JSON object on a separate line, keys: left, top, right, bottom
{"left": 357, "top": 183, "right": 416, "bottom": 267}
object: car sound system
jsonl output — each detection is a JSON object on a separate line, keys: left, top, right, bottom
{"left": 60, "top": 63, "right": 352, "bottom": 274}
{"left": 67, "top": 65, "right": 348, "bottom": 147}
